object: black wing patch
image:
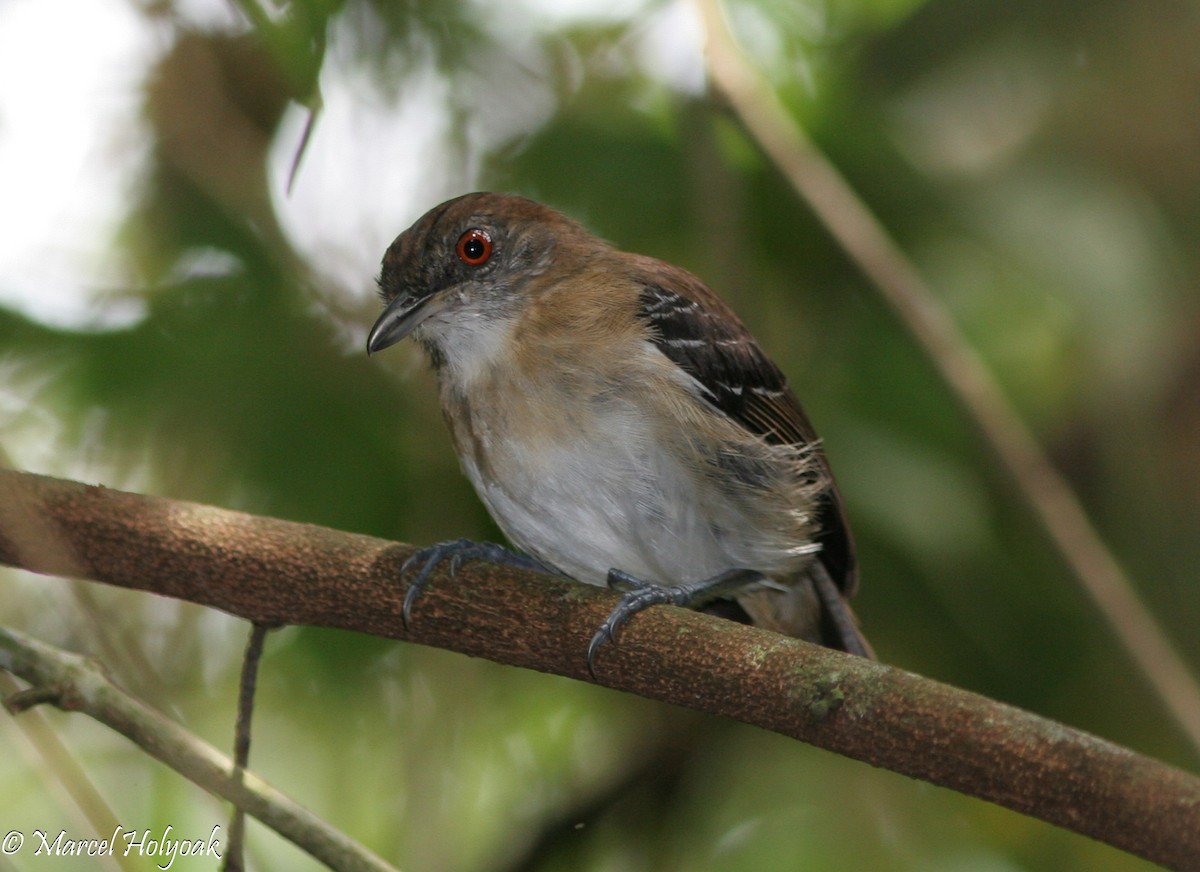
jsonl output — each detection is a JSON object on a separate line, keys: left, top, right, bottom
{"left": 637, "top": 281, "right": 815, "bottom": 447}
{"left": 636, "top": 274, "right": 857, "bottom": 594}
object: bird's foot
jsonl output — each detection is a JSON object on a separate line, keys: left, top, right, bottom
{"left": 400, "top": 539, "right": 553, "bottom": 627}
{"left": 586, "top": 567, "right": 766, "bottom": 676}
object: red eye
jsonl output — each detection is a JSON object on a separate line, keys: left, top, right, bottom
{"left": 456, "top": 229, "right": 493, "bottom": 266}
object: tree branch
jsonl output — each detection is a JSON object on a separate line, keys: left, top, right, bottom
{"left": 0, "top": 624, "right": 398, "bottom": 872}
{"left": 1, "top": 469, "right": 1198, "bottom": 871}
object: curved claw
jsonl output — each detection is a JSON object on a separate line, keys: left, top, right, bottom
{"left": 586, "top": 567, "right": 768, "bottom": 678}
{"left": 399, "top": 539, "right": 554, "bottom": 629}
{"left": 585, "top": 626, "right": 614, "bottom": 678}
{"left": 400, "top": 539, "right": 471, "bottom": 628}
{"left": 401, "top": 565, "right": 433, "bottom": 628}
{"left": 587, "top": 584, "right": 677, "bottom": 677}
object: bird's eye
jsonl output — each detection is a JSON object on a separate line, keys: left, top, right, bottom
{"left": 456, "top": 229, "right": 493, "bottom": 266}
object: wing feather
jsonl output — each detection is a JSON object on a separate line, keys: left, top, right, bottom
{"left": 631, "top": 257, "right": 857, "bottom": 594}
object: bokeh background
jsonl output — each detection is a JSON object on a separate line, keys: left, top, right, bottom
{"left": 2, "top": 0, "right": 1198, "bottom": 869}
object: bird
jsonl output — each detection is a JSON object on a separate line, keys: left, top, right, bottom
{"left": 367, "top": 192, "right": 871, "bottom": 672}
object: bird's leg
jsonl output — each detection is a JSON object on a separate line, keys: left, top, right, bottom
{"left": 587, "top": 567, "right": 767, "bottom": 675}
{"left": 400, "top": 539, "right": 556, "bottom": 627}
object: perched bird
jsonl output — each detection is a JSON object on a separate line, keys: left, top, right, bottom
{"left": 367, "top": 192, "right": 870, "bottom": 671}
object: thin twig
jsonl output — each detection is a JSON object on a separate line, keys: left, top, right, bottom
{"left": 691, "top": 0, "right": 1200, "bottom": 757}
{"left": 0, "top": 469, "right": 1197, "bottom": 870}
{"left": 225, "top": 622, "right": 272, "bottom": 872}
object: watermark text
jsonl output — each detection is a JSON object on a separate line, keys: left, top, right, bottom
{"left": 2, "top": 825, "right": 222, "bottom": 869}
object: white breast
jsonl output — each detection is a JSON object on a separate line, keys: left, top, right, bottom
{"left": 463, "top": 415, "right": 697, "bottom": 585}
{"left": 448, "top": 349, "right": 817, "bottom": 587}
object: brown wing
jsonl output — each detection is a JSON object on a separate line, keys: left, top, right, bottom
{"left": 632, "top": 258, "right": 858, "bottom": 595}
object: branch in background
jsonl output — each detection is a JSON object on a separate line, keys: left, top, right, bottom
{"left": 0, "top": 624, "right": 398, "bottom": 872}
{"left": 1, "top": 469, "right": 1198, "bottom": 870}
{"left": 0, "top": 672, "right": 133, "bottom": 872}
{"left": 690, "top": 0, "right": 1200, "bottom": 758}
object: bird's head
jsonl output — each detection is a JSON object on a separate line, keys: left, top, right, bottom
{"left": 367, "top": 192, "right": 595, "bottom": 366}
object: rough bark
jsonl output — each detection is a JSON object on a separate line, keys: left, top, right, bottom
{"left": 2, "top": 469, "right": 1198, "bottom": 870}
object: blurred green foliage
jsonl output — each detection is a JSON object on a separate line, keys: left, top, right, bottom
{"left": 1, "top": 0, "right": 1198, "bottom": 870}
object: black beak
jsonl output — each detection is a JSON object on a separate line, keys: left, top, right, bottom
{"left": 366, "top": 293, "right": 436, "bottom": 354}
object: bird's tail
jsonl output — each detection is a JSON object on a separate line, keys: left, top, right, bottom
{"left": 728, "top": 562, "right": 874, "bottom": 658}
{"left": 807, "top": 560, "right": 874, "bottom": 659}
